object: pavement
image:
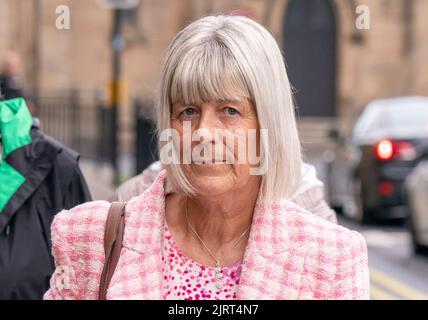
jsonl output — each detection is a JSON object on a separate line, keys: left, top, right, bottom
{"left": 339, "top": 217, "right": 428, "bottom": 300}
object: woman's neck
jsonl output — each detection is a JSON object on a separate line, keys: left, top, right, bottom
{"left": 184, "top": 180, "right": 260, "bottom": 249}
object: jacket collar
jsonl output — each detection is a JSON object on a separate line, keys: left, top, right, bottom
{"left": 0, "top": 98, "right": 33, "bottom": 215}
{"left": 123, "top": 170, "right": 302, "bottom": 255}
{"left": 0, "top": 98, "right": 33, "bottom": 157}
{"left": 0, "top": 128, "right": 61, "bottom": 233}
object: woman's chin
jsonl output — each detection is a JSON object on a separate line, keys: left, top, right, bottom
{"left": 190, "top": 162, "right": 231, "bottom": 174}
{"left": 187, "top": 170, "right": 235, "bottom": 195}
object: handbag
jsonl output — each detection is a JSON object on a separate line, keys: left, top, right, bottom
{"left": 98, "top": 201, "right": 126, "bottom": 300}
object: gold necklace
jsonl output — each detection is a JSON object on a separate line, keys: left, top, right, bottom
{"left": 185, "top": 197, "right": 250, "bottom": 289}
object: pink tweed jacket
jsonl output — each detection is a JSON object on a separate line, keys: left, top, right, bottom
{"left": 44, "top": 170, "right": 369, "bottom": 300}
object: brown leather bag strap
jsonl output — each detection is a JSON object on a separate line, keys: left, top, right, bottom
{"left": 98, "top": 202, "right": 126, "bottom": 300}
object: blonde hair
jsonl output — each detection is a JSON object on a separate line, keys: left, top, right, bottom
{"left": 156, "top": 15, "right": 302, "bottom": 202}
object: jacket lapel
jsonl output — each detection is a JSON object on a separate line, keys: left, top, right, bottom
{"left": 236, "top": 247, "right": 306, "bottom": 299}
{"left": 108, "top": 171, "right": 167, "bottom": 299}
{"left": 236, "top": 201, "right": 308, "bottom": 300}
{"left": 107, "top": 247, "right": 164, "bottom": 299}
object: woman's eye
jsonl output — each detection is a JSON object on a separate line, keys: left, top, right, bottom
{"left": 225, "top": 107, "right": 239, "bottom": 116}
{"left": 181, "top": 107, "right": 197, "bottom": 116}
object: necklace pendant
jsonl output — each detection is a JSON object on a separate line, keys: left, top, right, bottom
{"left": 215, "top": 261, "right": 223, "bottom": 289}
{"left": 215, "top": 276, "right": 224, "bottom": 289}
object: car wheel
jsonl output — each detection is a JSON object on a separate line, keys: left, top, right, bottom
{"left": 413, "top": 240, "right": 425, "bottom": 255}
{"left": 411, "top": 231, "right": 426, "bottom": 255}
{"left": 408, "top": 211, "right": 426, "bottom": 255}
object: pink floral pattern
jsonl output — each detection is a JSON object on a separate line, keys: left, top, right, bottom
{"left": 161, "top": 224, "right": 242, "bottom": 300}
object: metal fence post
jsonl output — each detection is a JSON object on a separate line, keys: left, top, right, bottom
{"left": 70, "top": 88, "right": 80, "bottom": 152}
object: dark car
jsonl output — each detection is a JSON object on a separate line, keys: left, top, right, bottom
{"left": 328, "top": 96, "right": 428, "bottom": 224}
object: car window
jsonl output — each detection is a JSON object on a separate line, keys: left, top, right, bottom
{"left": 352, "top": 104, "right": 382, "bottom": 139}
{"left": 383, "top": 105, "right": 428, "bottom": 129}
{"left": 352, "top": 99, "right": 428, "bottom": 140}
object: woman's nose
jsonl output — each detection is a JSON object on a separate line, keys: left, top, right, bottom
{"left": 195, "top": 110, "right": 220, "bottom": 143}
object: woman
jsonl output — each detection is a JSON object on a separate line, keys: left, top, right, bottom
{"left": 44, "top": 15, "right": 369, "bottom": 300}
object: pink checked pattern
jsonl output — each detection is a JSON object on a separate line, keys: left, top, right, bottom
{"left": 43, "top": 170, "right": 369, "bottom": 300}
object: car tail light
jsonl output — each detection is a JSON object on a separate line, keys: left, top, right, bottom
{"left": 375, "top": 139, "right": 416, "bottom": 161}
{"left": 379, "top": 181, "right": 395, "bottom": 197}
{"left": 376, "top": 140, "right": 394, "bottom": 160}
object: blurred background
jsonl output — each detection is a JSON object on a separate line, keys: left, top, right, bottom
{"left": 1, "top": 0, "right": 428, "bottom": 300}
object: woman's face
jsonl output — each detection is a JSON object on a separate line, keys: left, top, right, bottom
{"left": 170, "top": 97, "right": 261, "bottom": 197}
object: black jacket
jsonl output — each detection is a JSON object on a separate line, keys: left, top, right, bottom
{"left": 0, "top": 122, "right": 92, "bottom": 299}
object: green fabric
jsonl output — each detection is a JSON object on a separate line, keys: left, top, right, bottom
{"left": 0, "top": 162, "right": 26, "bottom": 212}
{"left": 0, "top": 98, "right": 33, "bottom": 157}
{"left": 0, "top": 98, "right": 33, "bottom": 212}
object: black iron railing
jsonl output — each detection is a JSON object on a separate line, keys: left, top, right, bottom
{"left": 35, "top": 89, "right": 113, "bottom": 163}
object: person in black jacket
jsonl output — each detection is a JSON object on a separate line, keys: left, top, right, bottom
{"left": 0, "top": 97, "right": 92, "bottom": 299}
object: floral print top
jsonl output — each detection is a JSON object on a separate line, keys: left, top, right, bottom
{"left": 161, "top": 224, "right": 242, "bottom": 300}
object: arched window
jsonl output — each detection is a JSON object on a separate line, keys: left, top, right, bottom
{"left": 283, "top": 0, "right": 337, "bottom": 117}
